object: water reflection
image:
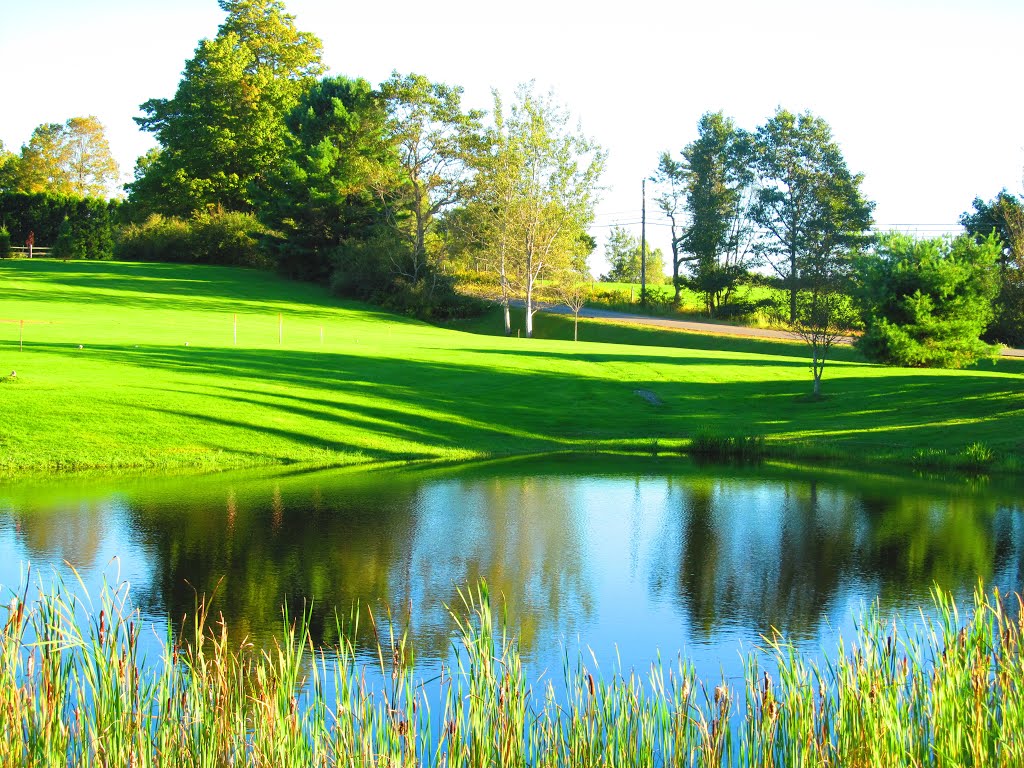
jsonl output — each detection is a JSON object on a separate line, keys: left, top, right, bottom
{"left": 0, "top": 458, "right": 1021, "bottom": 674}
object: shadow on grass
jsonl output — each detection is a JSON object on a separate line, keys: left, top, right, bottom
{"left": 447, "top": 306, "right": 870, "bottom": 363}
{"left": 22, "top": 338, "right": 1024, "bottom": 463}
{"left": 0, "top": 259, "right": 421, "bottom": 326}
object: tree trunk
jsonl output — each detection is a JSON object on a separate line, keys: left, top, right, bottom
{"left": 525, "top": 286, "right": 534, "bottom": 338}
{"left": 574, "top": 313, "right": 579, "bottom": 341}
{"left": 503, "top": 301, "right": 511, "bottom": 336}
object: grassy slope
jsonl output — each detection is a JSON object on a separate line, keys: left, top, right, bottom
{"left": 0, "top": 259, "right": 1022, "bottom": 475}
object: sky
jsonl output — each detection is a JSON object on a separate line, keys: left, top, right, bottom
{"left": 2, "top": 0, "right": 1022, "bottom": 273}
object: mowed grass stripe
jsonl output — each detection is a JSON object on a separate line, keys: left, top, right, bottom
{"left": 0, "top": 259, "right": 1021, "bottom": 475}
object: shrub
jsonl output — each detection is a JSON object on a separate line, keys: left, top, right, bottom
{"left": 114, "top": 211, "right": 272, "bottom": 267}
{"left": 0, "top": 226, "right": 10, "bottom": 258}
{"left": 0, "top": 191, "right": 117, "bottom": 258}
{"left": 854, "top": 233, "right": 1002, "bottom": 367}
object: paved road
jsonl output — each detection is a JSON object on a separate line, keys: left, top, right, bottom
{"left": 538, "top": 303, "right": 1024, "bottom": 358}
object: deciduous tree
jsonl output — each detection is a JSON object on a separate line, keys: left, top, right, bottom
{"left": 680, "top": 112, "right": 754, "bottom": 315}
{"left": 961, "top": 191, "right": 1024, "bottom": 346}
{"left": 13, "top": 117, "right": 119, "bottom": 198}
{"left": 751, "top": 108, "right": 874, "bottom": 322}
{"left": 131, "top": 0, "right": 323, "bottom": 215}
{"left": 601, "top": 224, "right": 664, "bottom": 287}
{"left": 472, "top": 84, "right": 605, "bottom": 338}
{"left": 378, "top": 72, "right": 484, "bottom": 283}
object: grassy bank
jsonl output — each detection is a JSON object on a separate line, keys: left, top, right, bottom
{"left": 2, "top": 579, "right": 1023, "bottom": 766}
{"left": 1, "top": 259, "right": 1022, "bottom": 475}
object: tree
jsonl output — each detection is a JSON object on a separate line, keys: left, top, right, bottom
{"left": 257, "top": 76, "right": 390, "bottom": 282}
{"left": 0, "top": 140, "right": 19, "bottom": 192}
{"left": 652, "top": 152, "right": 692, "bottom": 304}
{"left": 680, "top": 113, "right": 755, "bottom": 316}
{"left": 854, "top": 233, "right": 1002, "bottom": 368}
{"left": 773, "top": 276, "right": 857, "bottom": 399}
{"left": 655, "top": 113, "right": 755, "bottom": 315}
{"left": 378, "top": 72, "right": 484, "bottom": 284}
{"left": 554, "top": 261, "right": 593, "bottom": 341}
{"left": 960, "top": 191, "right": 1024, "bottom": 346}
{"left": 12, "top": 117, "right": 119, "bottom": 198}
{"left": 601, "top": 224, "right": 664, "bottom": 288}
{"left": 131, "top": 0, "right": 323, "bottom": 216}
{"left": 750, "top": 109, "right": 874, "bottom": 322}
{"left": 472, "top": 84, "right": 605, "bottom": 338}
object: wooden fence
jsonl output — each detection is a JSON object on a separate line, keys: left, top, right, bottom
{"left": 8, "top": 246, "right": 52, "bottom": 257}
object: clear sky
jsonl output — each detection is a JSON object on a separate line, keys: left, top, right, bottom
{"left": 2, "top": 0, "right": 1021, "bottom": 272}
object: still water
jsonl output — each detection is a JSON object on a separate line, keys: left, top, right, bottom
{"left": 0, "top": 455, "right": 1021, "bottom": 684}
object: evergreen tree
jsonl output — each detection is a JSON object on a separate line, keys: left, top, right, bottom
{"left": 258, "top": 75, "right": 390, "bottom": 282}
{"left": 855, "top": 233, "right": 1002, "bottom": 368}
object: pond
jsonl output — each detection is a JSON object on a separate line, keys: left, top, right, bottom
{"left": 0, "top": 455, "right": 1021, "bottom": 687}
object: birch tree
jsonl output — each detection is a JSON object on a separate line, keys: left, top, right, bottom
{"left": 477, "top": 84, "right": 604, "bottom": 338}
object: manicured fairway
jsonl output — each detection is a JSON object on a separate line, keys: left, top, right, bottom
{"left": 1, "top": 259, "right": 1021, "bottom": 474}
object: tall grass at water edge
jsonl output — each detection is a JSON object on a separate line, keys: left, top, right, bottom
{"left": 1, "top": 577, "right": 1023, "bottom": 767}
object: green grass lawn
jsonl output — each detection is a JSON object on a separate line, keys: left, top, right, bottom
{"left": 1, "top": 259, "right": 1022, "bottom": 475}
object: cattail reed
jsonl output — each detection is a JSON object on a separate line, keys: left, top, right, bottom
{"left": 1, "top": 577, "right": 1023, "bottom": 766}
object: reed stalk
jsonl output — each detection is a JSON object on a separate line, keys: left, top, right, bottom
{"left": 1, "top": 576, "right": 1022, "bottom": 767}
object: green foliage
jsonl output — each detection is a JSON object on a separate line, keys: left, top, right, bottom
{"left": 470, "top": 84, "right": 605, "bottom": 337}
{"left": 960, "top": 190, "right": 1024, "bottom": 345}
{"left": 379, "top": 72, "right": 485, "bottom": 282}
{"left": 0, "top": 191, "right": 117, "bottom": 258}
{"left": 258, "top": 75, "right": 389, "bottom": 282}
{"left": 751, "top": 108, "right": 874, "bottom": 322}
{"left": 855, "top": 233, "right": 1002, "bottom": 367}
{"left": 10, "top": 117, "right": 119, "bottom": 198}
{"left": 600, "top": 224, "right": 665, "bottom": 284}
{"left": 5, "top": 577, "right": 1024, "bottom": 766}
{"left": 130, "top": 0, "right": 324, "bottom": 215}
{"left": 0, "top": 227, "right": 10, "bottom": 258}
{"left": 114, "top": 210, "right": 273, "bottom": 267}
{"left": 0, "top": 140, "right": 19, "bottom": 192}
{"left": 689, "top": 431, "right": 766, "bottom": 461}
{"left": 679, "top": 112, "right": 754, "bottom": 314}
{"left": 51, "top": 216, "right": 78, "bottom": 260}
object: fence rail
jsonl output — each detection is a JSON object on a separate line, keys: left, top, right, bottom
{"left": 6, "top": 246, "right": 51, "bottom": 257}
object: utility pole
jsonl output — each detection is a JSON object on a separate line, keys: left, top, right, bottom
{"left": 640, "top": 178, "right": 647, "bottom": 306}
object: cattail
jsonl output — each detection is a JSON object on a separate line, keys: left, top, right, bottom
{"left": 98, "top": 610, "right": 106, "bottom": 647}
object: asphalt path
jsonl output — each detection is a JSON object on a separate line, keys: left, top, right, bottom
{"left": 537, "top": 303, "right": 1024, "bottom": 358}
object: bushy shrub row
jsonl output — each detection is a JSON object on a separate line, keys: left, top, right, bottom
{"left": 114, "top": 211, "right": 274, "bottom": 268}
{"left": 0, "top": 191, "right": 118, "bottom": 259}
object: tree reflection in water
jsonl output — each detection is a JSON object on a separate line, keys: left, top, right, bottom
{"left": 2, "top": 458, "right": 1022, "bottom": 667}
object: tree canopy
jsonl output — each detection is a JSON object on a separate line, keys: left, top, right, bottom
{"left": 750, "top": 108, "right": 874, "bottom": 322}
{"left": 130, "top": 0, "right": 324, "bottom": 216}
{"left": 854, "top": 233, "right": 1002, "bottom": 368}
{"left": 471, "top": 84, "right": 605, "bottom": 337}
{"left": 961, "top": 191, "right": 1024, "bottom": 346}
{"left": 6, "top": 117, "right": 119, "bottom": 198}
{"left": 601, "top": 225, "right": 664, "bottom": 285}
